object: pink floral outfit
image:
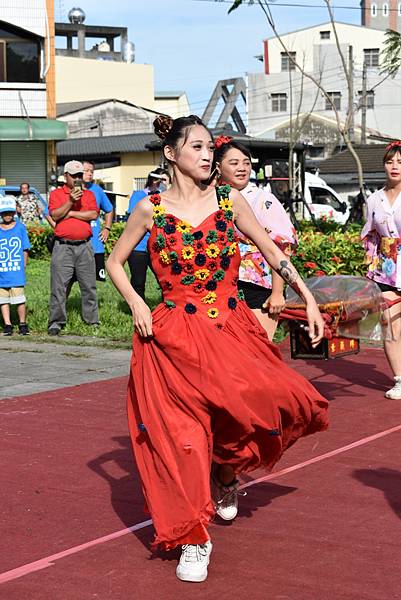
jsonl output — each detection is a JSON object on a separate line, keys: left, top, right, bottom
{"left": 361, "top": 188, "right": 401, "bottom": 290}
{"left": 237, "top": 183, "right": 298, "bottom": 288}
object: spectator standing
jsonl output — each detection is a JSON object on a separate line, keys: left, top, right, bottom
{"left": 126, "top": 168, "right": 170, "bottom": 299}
{"left": 16, "top": 182, "right": 55, "bottom": 228}
{"left": 0, "top": 195, "right": 30, "bottom": 335}
{"left": 47, "top": 160, "right": 99, "bottom": 336}
{"left": 83, "top": 161, "right": 114, "bottom": 282}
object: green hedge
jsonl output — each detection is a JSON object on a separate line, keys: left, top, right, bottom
{"left": 293, "top": 220, "right": 365, "bottom": 279}
{"left": 26, "top": 219, "right": 366, "bottom": 278}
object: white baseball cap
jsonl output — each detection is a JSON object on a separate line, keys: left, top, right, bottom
{"left": 0, "top": 195, "right": 17, "bottom": 214}
{"left": 64, "top": 160, "right": 84, "bottom": 175}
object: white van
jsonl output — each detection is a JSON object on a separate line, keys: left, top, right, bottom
{"left": 303, "top": 172, "right": 350, "bottom": 224}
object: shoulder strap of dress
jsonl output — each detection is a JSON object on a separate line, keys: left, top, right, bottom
{"left": 215, "top": 184, "right": 231, "bottom": 201}
{"left": 148, "top": 193, "right": 161, "bottom": 206}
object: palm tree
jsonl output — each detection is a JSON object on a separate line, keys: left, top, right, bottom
{"left": 381, "top": 29, "right": 401, "bottom": 78}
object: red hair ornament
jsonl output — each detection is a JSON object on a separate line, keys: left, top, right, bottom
{"left": 385, "top": 140, "right": 401, "bottom": 151}
{"left": 214, "top": 135, "right": 233, "bottom": 149}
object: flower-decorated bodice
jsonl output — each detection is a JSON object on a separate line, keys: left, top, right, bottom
{"left": 148, "top": 185, "right": 245, "bottom": 324}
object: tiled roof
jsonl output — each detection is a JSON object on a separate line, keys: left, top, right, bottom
{"left": 319, "top": 144, "right": 388, "bottom": 175}
{"left": 57, "top": 99, "right": 161, "bottom": 117}
{"left": 56, "top": 133, "right": 159, "bottom": 158}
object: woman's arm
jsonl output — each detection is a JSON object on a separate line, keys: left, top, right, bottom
{"left": 232, "top": 189, "right": 324, "bottom": 345}
{"left": 106, "top": 199, "right": 154, "bottom": 337}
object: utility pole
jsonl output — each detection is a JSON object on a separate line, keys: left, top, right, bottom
{"left": 361, "top": 62, "right": 367, "bottom": 145}
{"left": 348, "top": 45, "right": 355, "bottom": 143}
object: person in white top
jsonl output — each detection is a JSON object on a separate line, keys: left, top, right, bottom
{"left": 361, "top": 141, "right": 401, "bottom": 399}
{"left": 214, "top": 136, "right": 298, "bottom": 340}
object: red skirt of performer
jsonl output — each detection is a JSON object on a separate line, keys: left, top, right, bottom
{"left": 127, "top": 191, "right": 329, "bottom": 550}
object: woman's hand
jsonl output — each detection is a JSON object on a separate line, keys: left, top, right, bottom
{"left": 263, "top": 292, "right": 286, "bottom": 317}
{"left": 130, "top": 297, "right": 153, "bottom": 337}
{"left": 305, "top": 299, "right": 325, "bottom": 347}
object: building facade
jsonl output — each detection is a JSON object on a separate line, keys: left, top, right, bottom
{"left": 361, "top": 0, "right": 401, "bottom": 31}
{"left": 248, "top": 22, "right": 401, "bottom": 156}
{"left": 0, "top": 1, "right": 67, "bottom": 194}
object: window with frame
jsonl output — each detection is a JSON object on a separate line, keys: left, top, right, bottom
{"left": 371, "top": 2, "right": 377, "bottom": 16}
{"left": 358, "top": 90, "right": 374, "bottom": 109}
{"left": 325, "top": 92, "right": 341, "bottom": 111}
{"left": 320, "top": 30, "right": 330, "bottom": 40}
{"left": 271, "top": 93, "right": 287, "bottom": 112}
{"left": 281, "top": 51, "right": 296, "bottom": 71}
{"left": 0, "top": 24, "right": 40, "bottom": 83}
{"left": 364, "top": 48, "right": 379, "bottom": 68}
{"left": 382, "top": 2, "right": 389, "bottom": 16}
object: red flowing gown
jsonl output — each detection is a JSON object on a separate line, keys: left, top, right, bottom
{"left": 127, "top": 187, "right": 329, "bottom": 550}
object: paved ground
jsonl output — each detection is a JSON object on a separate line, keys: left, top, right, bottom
{"left": 1, "top": 340, "right": 400, "bottom": 599}
{"left": 0, "top": 336, "right": 131, "bottom": 399}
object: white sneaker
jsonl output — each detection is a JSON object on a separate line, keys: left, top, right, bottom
{"left": 176, "top": 541, "right": 213, "bottom": 582}
{"left": 385, "top": 376, "right": 401, "bottom": 399}
{"left": 211, "top": 475, "right": 246, "bottom": 521}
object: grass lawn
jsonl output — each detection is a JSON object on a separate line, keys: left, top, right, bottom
{"left": 14, "top": 259, "right": 162, "bottom": 342}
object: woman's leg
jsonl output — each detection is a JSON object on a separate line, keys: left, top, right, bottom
{"left": 251, "top": 308, "right": 279, "bottom": 341}
{"left": 383, "top": 291, "right": 401, "bottom": 376}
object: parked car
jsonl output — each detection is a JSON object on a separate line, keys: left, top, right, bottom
{"left": 303, "top": 172, "right": 350, "bottom": 224}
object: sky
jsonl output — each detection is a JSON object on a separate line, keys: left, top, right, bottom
{"left": 55, "top": 0, "right": 361, "bottom": 116}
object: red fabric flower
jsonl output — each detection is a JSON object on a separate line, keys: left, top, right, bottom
{"left": 151, "top": 193, "right": 161, "bottom": 205}
{"left": 385, "top": 140, "right": 401, "bottom": 151}
{"left": 214, "top": 135, "right": 233, "bottom": 149}
{"left": 315, "top": 270, "right": 326, "bottom": 277}
{"left": 305, "top": 261, "right": 317, "bottom": 269}
{"left": 184, "top": 263, "right": 194, "bottom": 274}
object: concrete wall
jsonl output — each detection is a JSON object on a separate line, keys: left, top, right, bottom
{"left": 59, "top": 102, "right": 155, "bottom": 137}
{"left": 264, "top": 23, "right": 385, "bottom": 75}
{"left": 55, "top": 56, "right": 155, "bottom": 109}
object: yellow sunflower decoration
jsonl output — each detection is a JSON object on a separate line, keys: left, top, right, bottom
{"left": 181, "top": 246, "right": 195, "bottom": 261}
{"left": 205, "top": 244, "right": 220, "bottom": 259}
{"left": 195, "top": 268, "right": 210, "bottom": 281}
{"left": 201, "top": 291, "right": 217, "bottom": 304}
{"left": 207, "top": 307, "right": 219, "bottom": 319}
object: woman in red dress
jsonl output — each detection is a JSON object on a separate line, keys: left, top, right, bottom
{"left": 106, "top": 115, "right": 329, "bottom": 583}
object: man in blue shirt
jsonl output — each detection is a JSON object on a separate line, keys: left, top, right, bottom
{"left": 126, "top": 168, "right": 170, "bottom": 299}
{"left": 83, "top": 160, "right": 114, "bottom": 281}
{"left": 0, "top": 195, "right": 31, "bottom": 335}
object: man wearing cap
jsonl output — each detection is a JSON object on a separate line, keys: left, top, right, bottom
{"left": 47, "top": 160, "right": 99, "bottom": 336}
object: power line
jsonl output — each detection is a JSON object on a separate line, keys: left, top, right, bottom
{"left": 193, "top": 0, "right": 401, "bottom": 11}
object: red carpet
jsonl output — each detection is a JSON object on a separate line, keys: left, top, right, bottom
{"left": 1, "top": 344, "right": 400, "bottom": 599}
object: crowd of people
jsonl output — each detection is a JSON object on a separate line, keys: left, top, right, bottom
{"left": 0, "top": 115, "right": 400, "bottom": 582}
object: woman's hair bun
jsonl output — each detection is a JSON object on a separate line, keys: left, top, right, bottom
{"left": 154, "top": 115, "right": 174, "bottom": 140}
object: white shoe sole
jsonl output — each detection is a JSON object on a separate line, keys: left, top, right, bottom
{"left": 216, "top": 506, "right": 238, "bottom": 521}
{"left": 176, "top": 542, "right": 213, "bottom": 583}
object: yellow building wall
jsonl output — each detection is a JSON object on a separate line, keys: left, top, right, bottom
{"left": 94, "top": 150, "right": 162, "bottom": 215}
{"left": 55, "top": 56, "right": 155, "bottom": 108}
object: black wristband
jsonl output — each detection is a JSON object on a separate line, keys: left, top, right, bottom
{"left": 104, "top": 227, "right": 111, "bottom": 231}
